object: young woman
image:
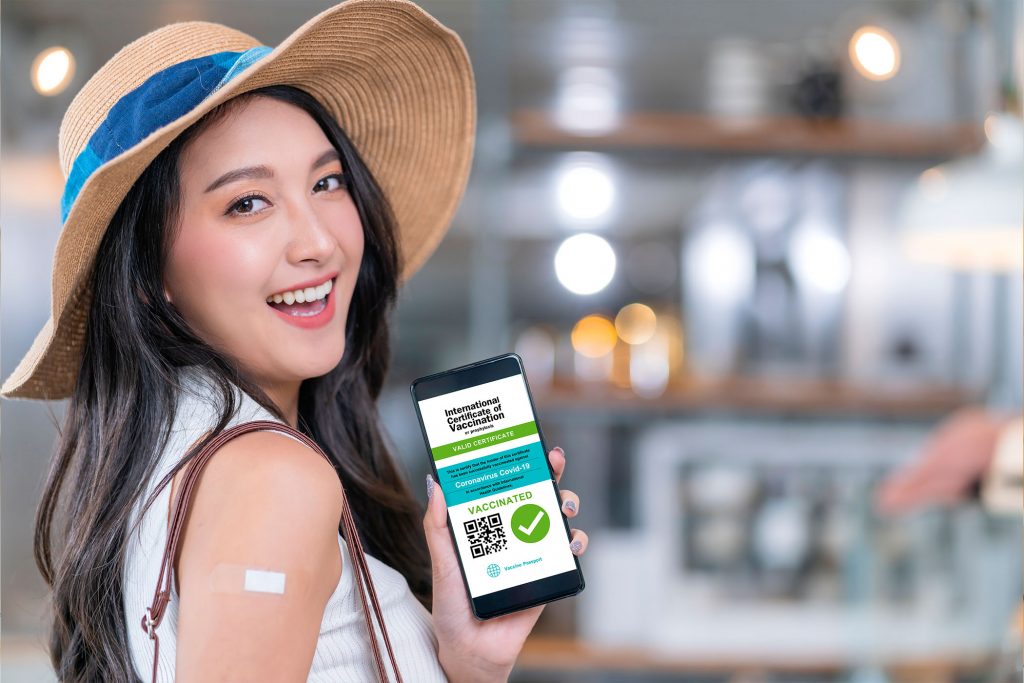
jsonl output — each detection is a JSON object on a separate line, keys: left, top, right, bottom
{"left": 2, "top": 2, "right": 588, "bottom": 681}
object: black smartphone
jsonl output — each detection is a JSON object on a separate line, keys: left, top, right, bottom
{"left": 410, "top": 352, "right": 585, "bottom": 620}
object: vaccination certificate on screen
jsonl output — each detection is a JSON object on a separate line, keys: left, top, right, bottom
{"left": 416, "top": 373, "right": 577, "bottom": 598}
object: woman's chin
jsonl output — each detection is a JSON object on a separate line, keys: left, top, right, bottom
{"left": 292, "top": 347, "right": 346, "bottom": 381}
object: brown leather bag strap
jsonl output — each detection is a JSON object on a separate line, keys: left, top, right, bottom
{"left": 141, "top": 419, "right": 404, "bottom": 683}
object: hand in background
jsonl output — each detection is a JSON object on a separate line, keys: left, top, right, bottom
{"left": 875, "top": 406, "right": 1016, "bottom": 514}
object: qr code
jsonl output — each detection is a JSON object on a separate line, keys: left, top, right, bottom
{"left": 464, "top": 513, "right": 508, "bottom": 558}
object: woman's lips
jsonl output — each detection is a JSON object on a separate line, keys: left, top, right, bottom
{"left": 267, "top": 271, "right": 339, "bottom": 299}
{"left": 266, "top": 278, "right": 337, "bottom": 329}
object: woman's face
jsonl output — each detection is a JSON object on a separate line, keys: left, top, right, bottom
{"left": 164, "top": 96, "right": 363, "bottom": 394}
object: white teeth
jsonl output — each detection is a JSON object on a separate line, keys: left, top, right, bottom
{"left": 267, "top": 278, "right": 333, "bottom": 305}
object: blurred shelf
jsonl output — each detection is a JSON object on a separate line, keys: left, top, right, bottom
{"left": 516, "top": 635, "right": 994, "bottom": 681}
{"left": 511, "top": 109, "right": 986, "bottom": 159}
{"left": 532, "top": 375, "right": 977, "bottom": 419}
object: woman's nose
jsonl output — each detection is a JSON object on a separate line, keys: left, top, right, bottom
{"left": 286, "top": 198, "right": 335, "bottom": 258}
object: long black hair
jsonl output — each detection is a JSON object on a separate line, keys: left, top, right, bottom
{"left": 33, "top": 84, "right": 431, "bottom": 682}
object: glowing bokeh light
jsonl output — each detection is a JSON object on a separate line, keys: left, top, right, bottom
{"left": 789, "top": 224, "right": 851, "bottom": 294}
{"left": 849, "top": 26, "right": 900, "bottom": 81}
{"left": 686, "top": 224, "right": 755, "bottom": 303}
{"left": 571, "top": 315, "right": 617, "bottom": 358}
{"left": 614, "top": 303, "right": 657, "bottom": 345}
{"left": 555, "top": 66, "right": 620, "bottom": 135}
{"left": 555, "top": 233, "right": 616, "bottom": 295}
{"left": 32, "top": 46, "right": 75, "bottom": 95}
{"left": 555, "top": 154, "right": 615, "bottom": 223}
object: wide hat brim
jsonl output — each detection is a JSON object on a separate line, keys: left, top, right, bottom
{"left": 2, "top": 0, "right": 476, "bottom": 400}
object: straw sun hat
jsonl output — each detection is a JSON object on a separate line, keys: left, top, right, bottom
{"left": 1, "top": 0, "right": 476, "bottom": 400}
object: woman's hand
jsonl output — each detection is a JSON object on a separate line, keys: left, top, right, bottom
{"left": 422, "top": 446, "right": 587, "bottom": 683}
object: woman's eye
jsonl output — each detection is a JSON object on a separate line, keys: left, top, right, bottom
{"left": 314, "top": 173, "right": 345, "bottom": 193}
{"left": 227, "top": 194, "right": 269, "bottom": 216}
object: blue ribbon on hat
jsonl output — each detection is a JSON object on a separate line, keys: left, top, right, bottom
{"left": 60, "top": 45, "right": 272, "bottom": 224}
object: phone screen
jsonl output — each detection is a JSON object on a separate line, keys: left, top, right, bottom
{"left": 410, "top": 353, "right": 583, "bottom": 618}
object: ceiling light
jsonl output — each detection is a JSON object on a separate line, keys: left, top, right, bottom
{"left": 849, "top": 26, "right": 900, "bottom": 81}
{"left": 32, "top": 46, "right": 75, "bottom": 95}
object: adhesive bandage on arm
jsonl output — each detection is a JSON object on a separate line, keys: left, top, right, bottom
{"left": 209, "top": 563, "right": 288, "bottom": 596}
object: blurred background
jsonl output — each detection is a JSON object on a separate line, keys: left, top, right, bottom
{"left": 3, "top": 1, "right": 1022, "bottom": 682}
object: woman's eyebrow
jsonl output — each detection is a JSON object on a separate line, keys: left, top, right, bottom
{"left": 311, "top": 148, "right": 341, "bottom": 171}
{"left": 204, "top": 165, "right": 272, "bottom": 193}
{"left": 204, "top": 150, "right": 341, "bottom": 194}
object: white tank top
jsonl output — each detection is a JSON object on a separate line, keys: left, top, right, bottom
{"left": 122, "top": 365, "right": 448, "bottom": 682}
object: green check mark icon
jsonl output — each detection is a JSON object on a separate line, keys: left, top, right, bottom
{"left": 510, "top": 503, "right": 550, "bottom": 543}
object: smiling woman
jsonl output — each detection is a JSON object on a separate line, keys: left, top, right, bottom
{"left": 0, "top": 1, "right": 480, "bottom": 681}
{"left": 42, "top": 78, "right": 452, "bottom": 682}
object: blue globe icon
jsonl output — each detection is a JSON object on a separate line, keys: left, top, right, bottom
{"left": 486, "top": 563, "right": 501, "bottom": 578}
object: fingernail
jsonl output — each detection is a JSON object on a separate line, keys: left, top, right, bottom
{"left": 563, "top": 499, "right": 577, "bottom": 514}
{"left": 554, "top": 446, "right": 565, "bottom": 456}
{"left": 426, "top": 474, "right": 435, "bottom": 501}
{"left": 570, "top": 539, "right": 583, "bottom": 554}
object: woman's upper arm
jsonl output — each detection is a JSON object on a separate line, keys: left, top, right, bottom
{"left": 174, "top": 430, "right": 344, "bottom": 682}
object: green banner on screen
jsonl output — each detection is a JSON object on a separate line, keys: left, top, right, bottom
{"left": 432, "top": 420, "right": 538, "bottom": 462}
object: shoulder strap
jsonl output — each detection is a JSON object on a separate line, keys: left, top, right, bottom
{"left": 141, "top": 420, "right": 404, "bottom": 683}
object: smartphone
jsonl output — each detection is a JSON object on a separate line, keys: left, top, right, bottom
{"left": 410, "top": 352, "right": 585, "bottom": 619}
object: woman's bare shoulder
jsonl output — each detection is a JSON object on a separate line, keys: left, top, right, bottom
{"left": 168, "top": 429, "right": 344, "bottom": 593}
{"left": 172, "top": 429, "right": 345, "bottom": 678}
{"left": 178, "top": 428, "right": 344, "bottom": 531}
